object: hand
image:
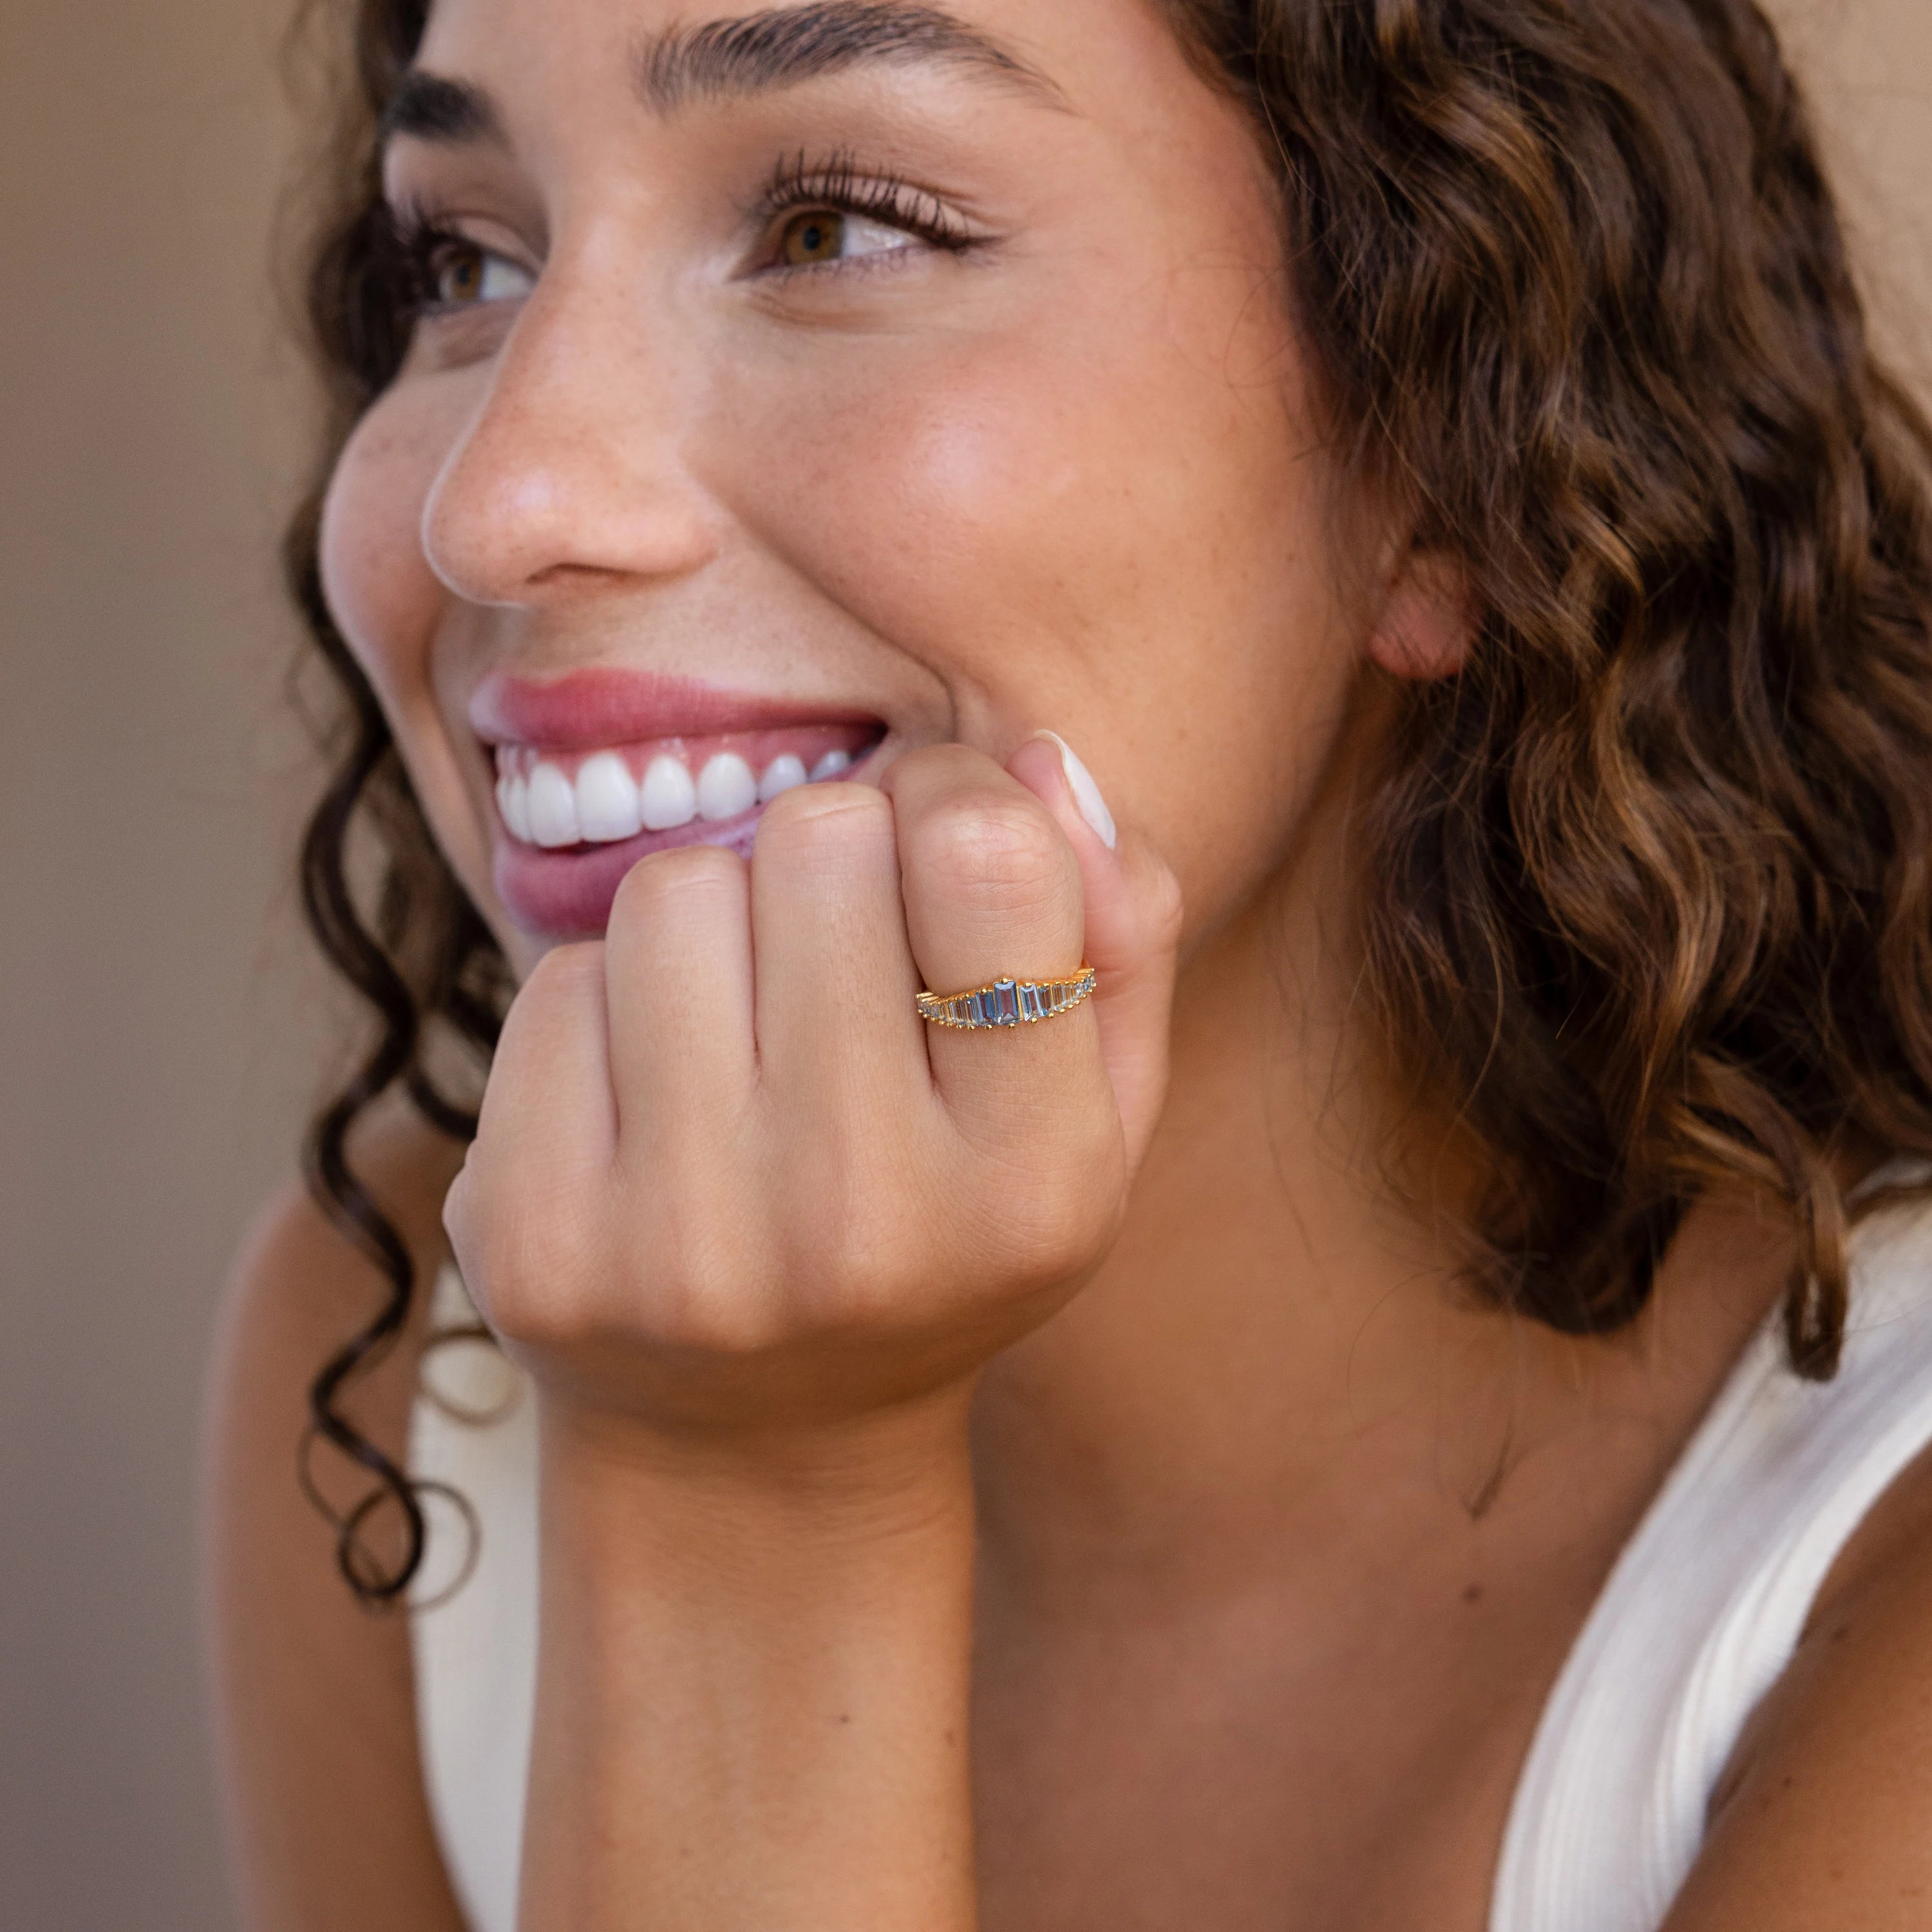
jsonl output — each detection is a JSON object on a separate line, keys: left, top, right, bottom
{"left": 442, "top": 735, "right": 1182, "bottom": 1461}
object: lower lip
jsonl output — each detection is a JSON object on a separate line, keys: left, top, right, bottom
{"left": 493, "top": 754, "right": 875, "bottom": 940}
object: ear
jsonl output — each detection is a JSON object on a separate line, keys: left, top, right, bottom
{"left": 1365, "top": 544, "right": 1475, "bottom": 682}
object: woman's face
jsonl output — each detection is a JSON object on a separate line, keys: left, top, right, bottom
{"left": 320, "top": 0, "right": 1370, "bottom": 978}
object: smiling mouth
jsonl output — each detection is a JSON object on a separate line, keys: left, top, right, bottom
{"left": 493, "top": 722, "right": 886, "bottom": 851}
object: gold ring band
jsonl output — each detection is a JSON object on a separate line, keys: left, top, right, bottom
{"left": 916, "top": 967, "right": 1098, "bottom": 1031}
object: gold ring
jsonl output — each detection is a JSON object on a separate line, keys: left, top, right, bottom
{"left": 916, "top": 967, "right": 1097, "bottom": 1030}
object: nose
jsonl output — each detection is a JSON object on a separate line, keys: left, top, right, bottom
{"left": 421, "top": 252, "right": 719, "bottom": 607}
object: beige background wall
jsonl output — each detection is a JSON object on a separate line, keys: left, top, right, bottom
{"left": 1, "top": 3, "right": 1927, "bottom": 1927}
{"left": 1, "top": 6, "right": 341, "bottom": 1929}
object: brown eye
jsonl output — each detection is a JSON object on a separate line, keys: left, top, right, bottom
{"left": 435, "top": 245, "right": 487, "bottom": 305}
{"left": 779, "top": 211, "right": 847, "bottom": 267}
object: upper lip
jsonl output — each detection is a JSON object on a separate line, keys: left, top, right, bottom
{"left": 471, "top": 667, "right": 883, "bottom": 752}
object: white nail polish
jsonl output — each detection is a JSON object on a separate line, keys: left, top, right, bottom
{"left": 1037, "top": 732, "right": 1117, "bottom": 851}
{"left": 697, "top": 752, "right": 758, "bottom": 822}
{"left": 639, "top": 755, "right": 698, "bottom": 831}
{"left": 526, "top": 761, "right": 582, "bottom": 848}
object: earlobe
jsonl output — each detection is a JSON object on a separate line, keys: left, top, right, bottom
{"left": 1365, "top": 547, "right": 1475, "bottom": 682}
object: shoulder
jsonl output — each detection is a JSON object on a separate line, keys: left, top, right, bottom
{"left": 210, "top": 1100, "right": 466, "bottom": 1519}
{"left": 204, "top": 1100, "right": 470, "bottom": 1931}
{"left": 1665, "top": 1429, "right": 1932, "bottom": 1929}
{"left": 220, "top": 1099, "right": 467, "bottom": 1361}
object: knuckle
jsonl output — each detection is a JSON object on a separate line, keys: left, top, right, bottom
{"left": 448, "top": 1143, "right": 616, "bottom": 1343}
{"left": 980, "top": 1116, "right": 1125, "bottom": 1283}
{"left": 609, "top": 842, "right": 744, "bottom": 932}
{"left": 652, "top": 1288, "right": 784, "bottom": 1361}
{"left": 984, "top": 1179, "right": 1117, "bottom": 1290}
{"left": 518, "top": 939, "right": 605, "bottom": 1010}
{"left": 912, "top": 791, "right": 1070, "bottom": 914}
{"left": 777, "top": 1151, "right": 925, "bottom": 1316}
{"left": 462, "top": 1218, "right": 598, "bottom": 1350}
{"left": 487, "top": 1282, "right": 585, "bottom": 1356}
{"left": 633, "top": 1211, "right": 750, "bottom": 1337}
{"left": 623, "top": 1200, "right": 790, "bottom": 1359}
{"left": 758, "top": 779, "right": 893, "bottom": 856}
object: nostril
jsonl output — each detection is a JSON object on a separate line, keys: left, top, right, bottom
{"left": 527, "top": 561, "right": 630, "bottom": 591}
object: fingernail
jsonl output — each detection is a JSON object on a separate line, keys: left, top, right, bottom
{"left": 1034, "top": 732, "right": 1117, "bottom": 851}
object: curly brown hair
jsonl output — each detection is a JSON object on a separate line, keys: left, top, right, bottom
{"left": 285, "top": 0, "right": 1932, "bottom": 1604}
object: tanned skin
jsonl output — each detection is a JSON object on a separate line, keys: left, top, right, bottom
{"left": 205, "top": 1, "right": 1932, "bottom": 1926}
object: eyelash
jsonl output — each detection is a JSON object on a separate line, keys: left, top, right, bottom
{"left": 391, "top": 218, "right": 499, "bottom": 317}
{"left": 750, "top": 148, "right": 980, "bottom": 267}
{"left": 390, "top": 149, "right": 978, "bottom": 316}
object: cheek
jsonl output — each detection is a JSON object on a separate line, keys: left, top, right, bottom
{"left": 317, "top": 389, "right": 455, "bottom": 720}
{"left": 714, "top": 302, "right": 1356, "bottom": 922}
{"left": 316, "top": 379, "right": 515, "bottom": 949}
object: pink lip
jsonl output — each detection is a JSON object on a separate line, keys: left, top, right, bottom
{"left": 472, "top": 667, "right": 879, "bottom": 752}
{"left": 490, "top": 733, "right": 883, "bottom": 940}
{"left": 475, "top": 667, "right": 887, "bottom": 938}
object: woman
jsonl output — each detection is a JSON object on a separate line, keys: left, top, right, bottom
{"left": 204, "top": 0, "right": 1932, "bottom": 1926}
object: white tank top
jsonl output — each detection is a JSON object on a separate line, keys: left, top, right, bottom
{"left": 408, "top": 1189, "right": 1932, "bottom": 1932}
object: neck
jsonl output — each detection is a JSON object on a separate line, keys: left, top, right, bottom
{"left": 971, "top": 781, "right": 1791, "bottom": 1596}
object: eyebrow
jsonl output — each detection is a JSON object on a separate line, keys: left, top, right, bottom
{"left": 381, "top": 71, "right": 507, "bottom": 148}
{"left": 379, "top": 3, "right": 1068, "bottom": 157}
{"left": 634, "top": 3, "right": 1070, "bottom": 115}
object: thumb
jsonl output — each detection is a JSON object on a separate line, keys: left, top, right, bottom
{"left": 1006, "top": 732, "right": 1182, "bottom": 1166}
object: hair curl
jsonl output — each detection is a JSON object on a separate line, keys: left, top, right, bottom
{"left": 286, "top": 0, "right": 1932, "bottom": 1604}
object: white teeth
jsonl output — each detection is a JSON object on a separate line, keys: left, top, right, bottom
{"left": 499, "top": 739, "right": 867, "bottom": 846}
{"left": 697, "top": 753, "right": 758, "bottom": 822}
{"left": 526, "top": 762, "right": 581, "bottom": 848}
{"left": 758, "top": 754, "right": 808, "bottom": 804}
{"left": 639, "top": 753, "right": 698, "bottom": 831}
{"left": 574, "top": 751, "right": 643, "bottom": 844}
{"left": 496, "top": 773, "right": 534, "bottom": 844}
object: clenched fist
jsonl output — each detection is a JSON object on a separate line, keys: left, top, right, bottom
{"left": 442, "top": 734, "right": 1182, "bottom": 1457}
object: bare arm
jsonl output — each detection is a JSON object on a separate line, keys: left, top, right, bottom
{"left": 521, "top": 1405, "right": 979, "bottom": 1930}
{"left": 202, "top": 1112, "right": 470, "bottom": 1932}
{"left": 445, "top": 741, "right": 1178, "bottom": 1932}
{"left": 1664, "top": 1444, "right": 1932, "bottom": 1930}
